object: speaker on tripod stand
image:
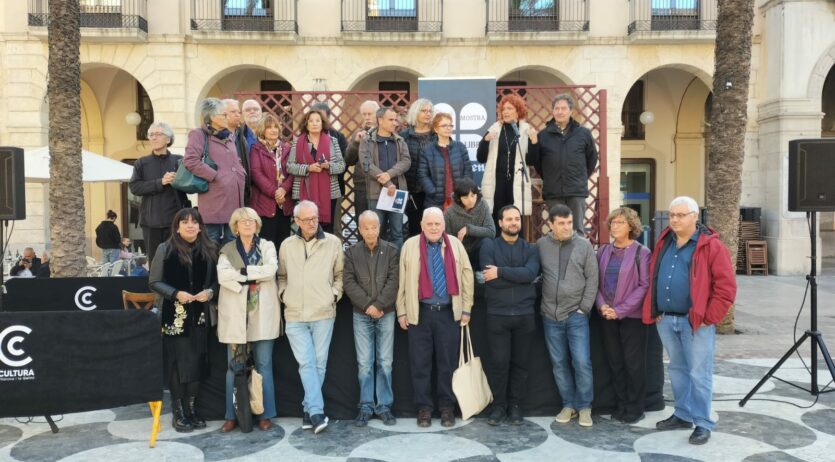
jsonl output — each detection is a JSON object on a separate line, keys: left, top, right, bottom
{"left": 740, "top": 138, "right": 835, "bottom": 406}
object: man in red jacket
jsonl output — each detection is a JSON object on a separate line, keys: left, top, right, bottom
{"left": 642, "top": 196, "right": 736, "bottom": 445}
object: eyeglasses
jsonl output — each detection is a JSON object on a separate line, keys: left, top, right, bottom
{"left": 243, "top": 107, "right": 261, "bottom": 112}
{"left": 610, "top": 220, "right": 628, "bottom": 226}
{"left": 438, "top": 124, "right": 455, "bottom": 129}
{"left": 238, "top": 218, "right": 257, "bottom": 225}
{"left": 147, "top": 132, "right": 168, "bottom": 138}
{"left": 669, "top": 212, "right": 695, "bottom": 220}
{"left": 297, "top": 216, "right": 319, "bottom": 224}
{"left": 216, "top": 113, "right": 228, "bottom": 118}
{"left": 420, "top": 108, "right": 433, "bottom": 114}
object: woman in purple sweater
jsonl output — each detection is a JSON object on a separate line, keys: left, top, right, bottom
{"left": 596, "top": 206, "right": 651, "bottom": 424}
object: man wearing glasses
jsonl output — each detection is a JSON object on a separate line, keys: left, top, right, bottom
{"left": 277, "top": 200, "right": 344, "bottom": 435}
{"left": 642, "top": 196, "right": 736, "bottom": 445}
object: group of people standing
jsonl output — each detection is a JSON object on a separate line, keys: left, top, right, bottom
{"left": 131, "top": 93, "right": 735, "bottom": 447}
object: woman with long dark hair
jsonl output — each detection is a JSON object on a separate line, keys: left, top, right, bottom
{"left": 149, "top": 208, "right": 218, "bottom": 433}
{"left": 286, "top": 110, "right": 346, "bottom": 234}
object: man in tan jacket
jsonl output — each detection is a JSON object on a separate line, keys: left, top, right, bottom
{"left": 278, "top": 200, "right": 344, "bottom": 435}
{"left": 397, "top": 207, "right": 474, "bottom": 428}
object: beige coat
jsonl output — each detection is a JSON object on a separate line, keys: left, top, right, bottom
{"left": 396, "top": 234, "right": 474, "bottom": 325}
{"left": 217, "top": 238, "right": 281, "bottom": 344}
{"left": 278, "top": 228, "right": 344, "bottom": 322}
{"left": 480, "top": 120, "right": 533, "bottom": 215}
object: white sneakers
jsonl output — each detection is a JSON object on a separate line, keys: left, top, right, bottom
{"left": 555, "top": 407, "right": 593, "bottom": 427}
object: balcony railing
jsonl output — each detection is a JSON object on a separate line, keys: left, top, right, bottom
{"left": 342, "top": 0, "right": 442, "bottom": 33}
{"left": 28, "top": 0, "right": 148, "bottom": 32}
{"left": 191, "top": 0, "right": 297, "bottom": 32}
{"left": 487, "top": 0, "right": 588, "bottom": 33}
{"left": 628, "top": 0, "right": 717, "bottom": 34}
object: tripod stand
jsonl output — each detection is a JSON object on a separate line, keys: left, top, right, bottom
{"left": 739, "top": 211, "right": 835, "bottom": 406}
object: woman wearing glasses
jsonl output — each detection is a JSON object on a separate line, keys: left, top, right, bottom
{"left": 595, "top": 207, "right": 651, "bottom": 424}
{"left": 216, "top": 207, "right": 281, "bottom": 433}
{"left": 418, "top": 113, "right": 473, "bottom": 210}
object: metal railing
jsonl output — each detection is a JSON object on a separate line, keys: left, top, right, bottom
{"left": 191, "top": 0, "right": 297, "bottom": 32}
{"left": 342, "top": 0, "right": 442, "bottom": 32}
{"left": 487, "top": 0, "right": 588, "bottom": 33}
{"left": 628, "top": 0, "right": 717, "bottom": 34}
{"left": 28, "top": 0, "right": 148, "bottom": 32}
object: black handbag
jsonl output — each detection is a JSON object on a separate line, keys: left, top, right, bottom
{"left": 173, "top": 130, "right": 216, "bottom": 194}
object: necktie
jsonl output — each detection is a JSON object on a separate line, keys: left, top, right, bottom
{"left": 431, "top": 244, "right": 447, "bottom": 298}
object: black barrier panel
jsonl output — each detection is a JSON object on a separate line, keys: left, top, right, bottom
{"left": 197, "top": 290, "right": 665, "bottom": 420}
{"left": 2, "top": 277, "right": 150, "bottom": 312}
{"left": 0, "top": 310, "right": 163, "bottom": 417}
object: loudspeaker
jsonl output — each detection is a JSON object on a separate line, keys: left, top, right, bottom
{"left": 788, "top": 139, "right": 835, "bottom": 212}
{"left": 0, "top": 146, "right": 26, "bottom": 220}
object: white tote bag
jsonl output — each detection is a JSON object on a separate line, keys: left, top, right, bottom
{"left": 452, "top": 325, "right": 493, "bottom": 420}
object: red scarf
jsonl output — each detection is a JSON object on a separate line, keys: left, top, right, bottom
{"left": 440, "top": 145, "right": 454, "bottom": 211}
{"left": 418, "top": 232, "right": 460, "bottom": 300}
{"left": 295, "top": 133, "right": 333, "bottom": 224}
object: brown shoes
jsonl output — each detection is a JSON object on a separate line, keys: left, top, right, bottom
{"left": 258, "top": 419, "right": 273, "bottom": 431}
{"left": 417, "top": 409, "right": 432, "bottom": 427}
{"left": 440, "top": 408, "right": 455, "bottom": 427}
{"left": 220, "top": 420, "right": 237, "bottom": 433}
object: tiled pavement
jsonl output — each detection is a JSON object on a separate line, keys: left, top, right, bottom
{"left": 2, "top": 275, "right": 835, "bottom": 461}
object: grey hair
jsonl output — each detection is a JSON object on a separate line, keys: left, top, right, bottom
{"left": 310, "top": 102, "right": 332, "bottom": 117}
{"left": 406, "top": 98, "right": 433, "bottom": 127}
{"left": 148, "top": 121, "right": 175, "bottom": 146}
{"left": 376, "top": 106, "right": 394, "bottom": 120}
{"left": 222, "top": 98, "right": 239, "bottom": 108}
{"left": 552, "top": 93, "right": 576, "bottom": 110}
{"left": 242, "top": 99, "right": 261, "bottom": 110}
{"left": 359, "top": 100, "right": 380, "bottom": 112}
{"left": 669, "top": 196, "right": 700, "bottom": 214}
{"left": 358, "top": 210, "right": 380, "bottom": 226}
{"left": 293, "top": 200, "right": 319, "bottom": 217}
{"left": 199, "top": 98, "right": 226, "bottom": 126}
{"left": 422, "top": 207, "right": 444, "bottom": 221}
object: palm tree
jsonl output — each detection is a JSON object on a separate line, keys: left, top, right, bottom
{"left": 47, "top": 0, "right": 86, "bottom": 277}
{"left": 706, "top": 0, "right": 755, "bottom": 334}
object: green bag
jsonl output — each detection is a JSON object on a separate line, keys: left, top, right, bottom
{"left": 172, "top": 130, "right": 216, "bottom": 194}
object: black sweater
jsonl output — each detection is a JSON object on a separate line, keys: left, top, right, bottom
{"left": 479, "top": 236, "right": 540, "bottom": 315}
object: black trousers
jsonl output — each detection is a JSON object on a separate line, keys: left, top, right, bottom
{"left": 259, "top": 213, "right": 292, "bottom": 248}
{"left": 600, "top": 317, "right": 648, "bottom": 417}
{"left": 321, "top": 198, "right": 339, "bottom": 234}
{"left": 486, "top": 313, "right": 536, "bottom": 408}
{"left": 142, "top": 226, "right": 171, "bottom": 264}
{"left": 407, "top": 305, "right": 460, "bottom": 412}
{"left": 406, "top": 191, "right": 425, "bottom": 237}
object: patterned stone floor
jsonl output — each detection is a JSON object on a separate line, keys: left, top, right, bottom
{"left": 1, "top": 357, "right": 833, "bottom": 462}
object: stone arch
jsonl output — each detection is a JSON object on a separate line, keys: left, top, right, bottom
{"left": 346, "top": 66, "right": 423, "bottom": 92}
{"left": 79, "top": 80, "right": 104, "bottom": 154}
{"left": 806, "top": 42, "right": 835, "bottom": 99}
{"left": 497, "top": 65, "right": 573, "bottom": 86}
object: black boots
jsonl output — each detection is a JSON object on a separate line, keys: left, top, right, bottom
{"left": 172, "top": 399, "right": 193, "bottom": 433}
{"left": 187, "top": 396, "right": 206, "bottom": 429}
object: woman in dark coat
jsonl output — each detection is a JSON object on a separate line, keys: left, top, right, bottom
{"left": 95, "top": 210, "right": 122, "bottom": 263}
{"left": 418, "top": 113, "right": 473, "bottom": 209}
{"left": 149, "top": 208, "right": 218, "bottom": 433}
{"left": 444, "top": 177, "right": 495, "bottom": 268}
{"left": 249, "top": 113, "right": 294, "bottom": 248}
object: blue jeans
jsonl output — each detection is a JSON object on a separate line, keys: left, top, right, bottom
{"left": 352, "top": 311, "right": 395, "bottom": 414}
{"left": 542, "top": 311, "right": 594, "bottom": 410}
{"left": 205, "top": 223, "right": 234, "bottom": 245}
{"left": 285, "top": 318, "right": 336, "bottom": 416}
{"left": 224, "top": 340, "right": 276, "bottom": 420}
{"left": 657, "top": 315, "right": 716, "bottom": 430}
{"left": 368, "top": 200, "right": 404, "bottom": 248}
{"left": 102, "top": 248, "right": 120, "bottom": 264}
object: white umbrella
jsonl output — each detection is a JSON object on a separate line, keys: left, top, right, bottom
{"left": 24, "top": 146, "right": 134, "bottom": 183}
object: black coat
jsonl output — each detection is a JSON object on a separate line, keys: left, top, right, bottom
{"left": 418, "top": 140, "right": 474, "bottom": 208}
{"left": 95, "top": 220, "right": 121, "bottom": 249}
{"left": 235, "top": 126, "right": 253, "bottom": 206}
{"left": 526, "top": 118, "right": 598, "bottom": 198}
{"left": 129, "top": 152, "right": 187, "bottom": 229}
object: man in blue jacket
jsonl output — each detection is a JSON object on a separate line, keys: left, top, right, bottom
{"left": 479, "top": 205, "right": 541, "bottom": 425}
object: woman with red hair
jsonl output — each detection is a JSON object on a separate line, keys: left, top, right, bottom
{"left": 476, "top": 94, "right": 538, "bottom": 229}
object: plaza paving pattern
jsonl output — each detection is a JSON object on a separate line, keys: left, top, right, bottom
{"left": 1, "top": 356, "right": 833, "bottom": 461}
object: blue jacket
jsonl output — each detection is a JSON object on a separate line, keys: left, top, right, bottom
{"left": 479, "top": 236, "right": 540, "bottom": 315}
{"left": 418, "top": 140, "right": 474, "bottom": 207}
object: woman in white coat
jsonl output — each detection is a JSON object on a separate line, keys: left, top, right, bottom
{"left": 476, "top": 94, "right": 538, "bottom": 229}
{"left": 217, "top": 207, "right": 282, "bottom": 432}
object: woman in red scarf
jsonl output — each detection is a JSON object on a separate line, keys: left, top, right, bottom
{"left": 286, "top": 110, "right": 346, "bottom": 233}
